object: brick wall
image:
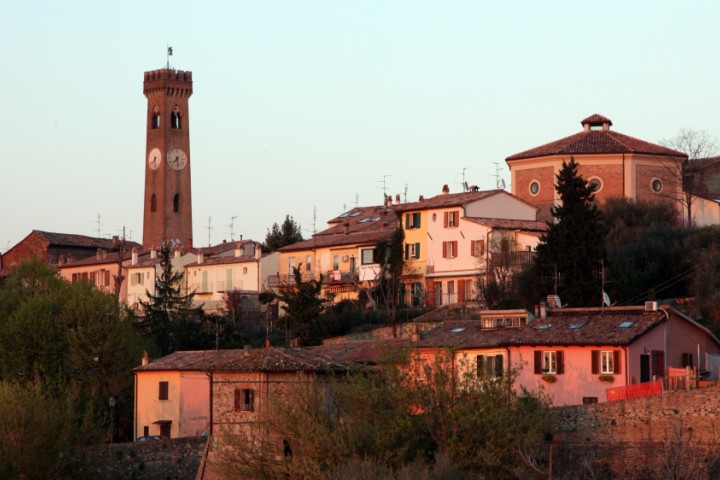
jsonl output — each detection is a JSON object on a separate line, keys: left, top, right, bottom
{"left": 553, "top": 386, "right": 720, "bottom": 477}
{"left": 80, "top": 436, "right": 207, "bottom": 480}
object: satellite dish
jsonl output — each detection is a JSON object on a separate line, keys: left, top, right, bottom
{"left": 603, "top": 291, "right": 615, "bottom": 307}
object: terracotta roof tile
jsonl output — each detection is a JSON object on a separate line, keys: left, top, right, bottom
{"left": 419, "top": 307, "right": 668, "bottom": 349}
{"left": 506, "top": 116, "right": 687, "bottom": 161}
{"left": 185, "top": 254, "right": 258, "bottom": 268}
{"left": 34, "top": 230, "right": 142, "bottom": 250}
{"left": 394, "top": 190, "right": 503, "bottom": 213}
{"left": 463, "top": 217, "right": 547, "bottom": 232}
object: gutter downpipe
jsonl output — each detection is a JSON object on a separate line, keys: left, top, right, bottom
{"left": 133, "top": 373, "right": 138, "bottom": 441}
{"left": 485, "top": 229, "right": 493, "bottom": 289}
{"left": 205, "top": 371, "right": 213, "bottom": 434}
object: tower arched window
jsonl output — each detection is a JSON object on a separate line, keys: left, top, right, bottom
{"left": 151, "top": 106, "right": 160, "bottom": 129}
{"left": 171, "top": 106, "right": 182, "bottom": 129}
{"left": 151, "top": 194, "right": 157, "bottom": 212}
{"left": 173, "top": 194, "right": 180, "bottom": 213}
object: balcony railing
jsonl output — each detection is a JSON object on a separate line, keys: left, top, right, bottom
{"left": 267, "top": 273, "right": 315, "bottom": 287}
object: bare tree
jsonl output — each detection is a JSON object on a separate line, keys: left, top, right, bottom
{"left": 660, "top": 128, "right": 720, "bottom": 225}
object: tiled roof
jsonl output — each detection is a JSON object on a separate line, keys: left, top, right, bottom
{"left": 418, "top": 307, "right": 668, "bottom": 349}
{"left": 278, "top": 204, "right": 397, "bottom": 253}
{"left": 684, "top": 156, "right": 720, "bottom": 172}
{"left": 307, "top": 339, "right": 410, "bottom": 364}
{"left": 134, "top": 347, "right": 351, "bottom": 373}
{"left": 463, "top": 217, "right": 547, "bottom": 232}
{"left": 198, "top": 240, "right": 253, "bottom": 256}
{"left": 34, "top": 230, "right": 142, "bottom": 250}
{"left": 394, "top": 190, "right": 503, "bottom": 213}
{"left": 506, "top": 115, "right": 687, "bottom": 161}
{"left": 185, "top": 254, "right": 258, "bottom": 268}
{"left": 581, "top": 114, "right": 613, "bottom": 126}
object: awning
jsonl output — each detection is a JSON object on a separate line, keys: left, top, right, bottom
{"left": 152, "top": 419, "right": 172, "bottom": 425}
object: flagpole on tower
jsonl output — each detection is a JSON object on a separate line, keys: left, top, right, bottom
{"left": 166, "top": 45, "right": 173, "bottom": 69}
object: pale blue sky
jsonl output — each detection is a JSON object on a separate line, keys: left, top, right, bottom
{"left": 2, "top": 1, "right": 719, "bottom": 251}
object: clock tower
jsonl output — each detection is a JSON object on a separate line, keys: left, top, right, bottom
{"left": 142, "top": 68, "right": 194, "bottom": 249}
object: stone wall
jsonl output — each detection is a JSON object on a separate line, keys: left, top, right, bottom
{"left": 80, "top": 436, "right": 207, "bottom": 480}
{"left": 552, "top": 386, "right": 720, "bottom": 478}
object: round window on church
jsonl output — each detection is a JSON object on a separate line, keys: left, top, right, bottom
{"left": 588, "top": 177, "right": 602, "bottom": 193}
{"left": 529, "top": 181, "right": 540, "bottom": 196}
{"left": 651, "top": 178, "right": 663, "bottom": 193}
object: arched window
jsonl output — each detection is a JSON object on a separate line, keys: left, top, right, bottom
{"left": 173, "top": 194, "right": 180, "bottom": 213}
{"left": 171, "top": 106, "right": 182, "bottom": 129}
{"left": 151, "top": 106, "right": 160, "bottom": 129}
{"left": 151, "top": 194, "right": 157, "bottom": 212}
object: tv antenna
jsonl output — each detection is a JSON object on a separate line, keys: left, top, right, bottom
{"left": 227, "top": 216, "right": 238, "bottom": 241}
{"left": 166, "top": 45, "right": 173, "bottom": 69}
{"left": 205, "top": 216, "right": 213, "bottom": 247}
{"left": 354, "top": 194, "right": 359, "bottom": 208}
{"left": 404, "top": 183, "right": 408, "bottom": 203}
{"left": 94, "top": 213, "right": 101, "bottom": 238}
{"left": 312, "top": 206, "right": 317, "bottom": 234}
{"left": 456, "top": 167, "right": 469, "bottom": 191}
{"left": 378, "top": 175, "right": 390, "bottom": 200}
{"left": 491, "top": 162, "right": 506, "bottom": 189}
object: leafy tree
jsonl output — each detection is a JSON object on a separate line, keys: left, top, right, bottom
{"left": 264, "top": 215, "right": 304, "bottom": 252}
{"left": 533, "top": 158, "right": 606, "bottom": 307}
{"left": 262, "top": 267, "right": 325, "bottom": 345}
{"left": 373, "top": 227, "right": 405, "bottom": 334}
{"left": 136, "top": 243, "right": 203, "bottom": 355}
{"left": 216, "top": 348, "right": 550, "bottom": 479}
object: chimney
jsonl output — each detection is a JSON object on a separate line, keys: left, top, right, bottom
{"left": 57, "top": 256, "right": 65, "bottom": 266}
{"left": 96, "top": 248, "right": 102, "bottom": 260}
{"left": 419, "top": 195, "right": 424, "bottom": 201}
{"left": 141, "top": 351, "right": 149, "bottom": 366}
{"left": 197, "top": 249, "right": 204, "bottom": 264}
{"left": 131, "top": 247, "right": 138, "bottom": 266}
{"left": 539, "top": 302, "right": 547, "bottom": 320}
{"left": 534, "top": 304, "right": 539, "bottom": 318}
{"left": 395, "top": 194, "right": 401, "bottom": 204}
{"left": 150, "top": 248, "right": 156, "bottom": 259}
{"left": 387, "top": 195, "right": 393, "bottom": 206}
{"left": 264, "top": 338, "right": 271, "bottom": 348}
{"left": 344, "top": 222, "right": 350, "bottom": 234}
{"left": 174, "top": 245, "right": 181, "bottom": 258}
{"left": 255, "top": 243, "right": 262, "bottom": 260}
{"left": 235, "top": 242, "right": 243, "bottom": 258}
{"left": 442, "top": 184, "right": 450, "bottom": 195}
{"left": 67, "top": 253, "right": 73, "bottom": 264}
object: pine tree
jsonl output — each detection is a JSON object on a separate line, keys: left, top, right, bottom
{"left": 264, "top": 215, "right": 304, "bottom": 252}
{"left": 137, "top": 243, "right": 202, "bottom": 355}
{"left": 534, "top": 158, "right": 606, "bottom": 307}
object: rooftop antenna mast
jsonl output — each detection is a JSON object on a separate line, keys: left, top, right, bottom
{"left": 166, "top": 45, "right": 173, "bottom": 69}
{"left": 456, "top": 167, "right": 469, "bottom": 191}
{"left": 355, "top": 194, "right": 359, "bottom": 208}
{"left": 94, "top": 213, "right": 101, "bottom": 238}
{"left": 378, "top": 175, "right": 390, "bottom": 202}
{"left": 491, "top": 162, "right": 506, "bottom": 189}
{"left": 205, "top": 216, "right": 213, "bottom": 247}
{"left": 227, "top": 216, "right": 238, "bottom": 242}
{"left": 404, "top": 183, "right": 408, "bottom": 203}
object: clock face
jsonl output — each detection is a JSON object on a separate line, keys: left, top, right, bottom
{"left": 148, "top": 148, "right": 162, "bottom": 170}
{"left": 167, "top": 148, "right": 188, "bottom": 170}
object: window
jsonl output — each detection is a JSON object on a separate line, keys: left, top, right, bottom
{"left": 171, "top": 106, "right": 182, "bottom": 129}
{"left": 442, "top": 241, "right": 458, "bottom": 258}
{"left": 597, "top": 351, "right": 617, "bottom": 374}
{"left": 405, "top": 243, "right": 420, "bottom": 260}
{"left": 476, "top": 354, "right": 504, "bottom": 378}
{"left": 173, "top": 194, "right": 180, "bottom": 213}
{"left": 405, "top": 212, "right": 421, "bottom": 229}
{"left": 226, "top": 269, "right": 233, "bottom": 291}
{"left": 151, "top": 106, "right": 160, "bottom": 129}
{"left": 471, "top": 240, "right": 485, "bottom": 257}
{"left": 305, "top": 255, "right": 312, "bottom": 272}
{"left": 131, "top": 272, "right": 145, "bottom": 286}
{"left": 534, "top": 350, "right": 564, "bottom": 375}
{"left": 651, "top": 350, "right": 665, "bottom": 377}
{"left": 583, "top": 397, "right": 598, "bottom": 405}
{"left": 288, "top": 257, "right": 295, "bottom": 276}
{"left": 651, "top": 178, "right": 663, "bottom": 193}
{"left": 151, "top": 194, "right": 157, "bottom": 213}
{"left": 333, "top": 255, "right": 339, "bottom": 270}
{"left": 682, "top": 353, "right": 694, "bottom": 368}
{"left": 243, "top": 267, "right": 248, "bottom": 275}
{"left": 361, "top": 248, "right": 377, "bottom": 265}
{"left": 444, "top": 211, "right": 459, "bottom": 228}
{"left": 234, "top": 388, "right": 254, "bottom": 412}
{"left": 159, "top": 381, "right": 169, "bottom": 400}
{"left": 529, "top": 181, "right": 540, "bottom": 195}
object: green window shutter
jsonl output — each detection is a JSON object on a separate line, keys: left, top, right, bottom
{"left": 415, "top": 243, "right": 421, "bottom": 258}
{"left": 415, "top": 212, "right": 421, "bottom": 228}
{"left": 405, "top": 214, "right": 410, "bottom": 229}
{"left": 495, "top": 355, "right": 504, "bottom": 377}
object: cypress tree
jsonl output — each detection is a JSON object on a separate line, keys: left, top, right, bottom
{"left": 534, "top": 158, "right": 606, "bottom": 307}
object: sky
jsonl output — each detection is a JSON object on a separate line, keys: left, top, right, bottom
{"left": 2, "top": 1, "right": 720, "bottom": 252}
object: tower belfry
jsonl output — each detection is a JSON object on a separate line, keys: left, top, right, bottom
{"left": 142, "top": 68, "right": 194, "bottom": 249}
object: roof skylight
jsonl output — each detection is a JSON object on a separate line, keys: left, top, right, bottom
{"left": 350, "top": 211, "right": 362, "bottom": 217}
{"left": 450, "top": 328, "right": 466, "bottom": 333}
{"left": 339, "top": 213, "right": 350, "bottom": 218}
{"left": 358, "top": 218, "right": 371, "bottom": 223}
{"left": 534, "top": 323, "right": 552, "bottom": 330}
{"left": 618, "top": 321, "right": 634, "bottom": 328}
{"left": 569, "top": 322, "right": 586, "bottom": 329}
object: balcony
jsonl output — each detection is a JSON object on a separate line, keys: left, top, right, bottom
{"left": 324, "top": 270, "right": 359, "bottom": 284}
{"left": 267, "top": 272, "right": 315, "bottom": 287}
